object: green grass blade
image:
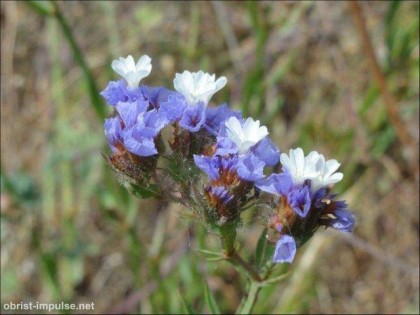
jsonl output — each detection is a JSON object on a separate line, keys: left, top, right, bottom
{"left": 203, "top": 281, "right": 221, "bottom": 314}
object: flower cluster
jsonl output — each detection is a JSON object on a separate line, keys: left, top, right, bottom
{"left": 256, "top": 148, "right": 355, "bottom": 263}
{"left": 102, "top": 55, "right": 355, "bottom": 264}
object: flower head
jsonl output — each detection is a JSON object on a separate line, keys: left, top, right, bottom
{"left": 224, "top": 117, "right": 269, "bottom": 155}
{"left": 280, "top": 148, "right": 343, "bottom": 191}
{"left": 104, "top": 99, "right": 166, "bottom": 157}
{"left": 273, "top": 235, "right": 296, "bottom": 263}
{"left": 256, "top": 173, "right": 311, "bottom": 218}
{"left": 111, "top": 55, "right": 152, "bottom": 88}
{"left": 204, "top": 104, "right": 242, "bottom": 136}
{"left": 173, "top": 70, "right": 227, "bottom": 105}
{"left": 193, "top": 154, "right": 264, "bottom": 184}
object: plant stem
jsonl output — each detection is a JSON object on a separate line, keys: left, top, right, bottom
{"left": 219, "top": 224, "right": 262, "bottom": 282}
{"left": 229, "top": 251, "right": 262, "bottom": 283}
{"left": 236, "top": 281, "right": 261, "bottom": 315}
{"left": 50, "top": 1, "right": 106, "bottom": 120}
{"left": 348, "top": 1, "right": 415, "bottom": 147}
{"left": 219, "top": 224, "right": 237, "bottom": 256}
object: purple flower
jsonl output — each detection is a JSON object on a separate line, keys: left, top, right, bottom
{"left": 236, "top": 154, "right": 265, "bottom": 182}
{"left": 159, "top": 94, "right": 208, "bottom": 133}
{"left": 205, "top": 186, "right": 234, "bottom": 209}
{"left": 194, "top": 154, "right": 264, "bottom": 183}
{"left": 318, "top": 200, "right": 355, "bottom": 232}
{"left": 123, "top": 133, "right": 158, "bottom": 156}
{"left": 159, "top": 94, "right": 187, "bottom": 123}
{"left": 255, "top": 173, "right": 293, "bottom": 195}
{"left": 104, "top": 99, "right": 168, "bottom": 157}
{"left": 100, "top": 79, "right": 146, "bottom": 106}
{"left": 312, "top": 189, "right": 356, "bottom": 232}
{"left": 329, "top": 208, "right": 355, "bottom": 232}
{"left": 133, "top": 109, "right": 166, "bottom": 138}
{"left": 116, "top": 99, "right": 149, "bottom": 128}
{"left": 179, "top": 103, "right": 206, "bottom": 132}
{"left": 273, "top": 235, "right": 296, "bottom": 263}
{"left": 252, "top": 137, "right": 280, "bottom": 167}
{"left": 287, "top": 185, "right": 311, "bottom": 218}
{"left": 204, "top": 103, "right": 242, "bottom": 136}
{"left": 104, "top": 117, "right": 123, "bottom": 153}
{"left": 193, "top": 155, "right": 220, "bottom": 181}
{"left": 256, "top": 173, "right": 311, "bottom": 218}
{"left": 140, "top": 86, "right": 175, "bottom": 109}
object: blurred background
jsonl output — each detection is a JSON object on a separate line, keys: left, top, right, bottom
{"left": 1, "top": 1, "right": 419, "bottom": 314}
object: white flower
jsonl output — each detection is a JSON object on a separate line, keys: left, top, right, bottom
{"left": 225, "top": 117, "right": 269, "bottom": 154}
{"left": 111, "top": 55, "right": 152, "bottom": 88}
{"left": 173, "top": 70, "right": 227, "bottom": 105}
{"left": 280, "top": 148, "right": 343, "bottom": 191}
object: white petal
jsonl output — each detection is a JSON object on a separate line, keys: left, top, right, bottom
{"left": 111, "top": 55, "right": 152, "bottom": 87}
{"left": 173, "top": 70, "right": 227, "bottom": 105}
{"left": 215, "top": 76, "right": 227, "bottom": 91}
{"left": 324, "top": 159, "right": 341, "bottom": 178}
{"left": 293, "top": 148, "right": 305, "bottom": 176}
{"left": 280, "top": 153, "right": 292, "bottom": 171}
{"left": 326, "top": 171, "right": 343, "bottom": 183}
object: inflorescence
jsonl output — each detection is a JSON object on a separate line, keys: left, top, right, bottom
{"left": 102, "top": 54, "right": 355, "bottom": 264}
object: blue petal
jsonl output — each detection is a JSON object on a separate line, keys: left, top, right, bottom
{"left": 193, "top": 155, "right": 220, "bottom": 180}
{"left": 123, "top": 134, "right": 158, "bottom": 157}
{"left": 100, "top": 80, "right": 128, "bottom": 106}
{"left": 101, "top": 79, "right": 145, "bottom": 106}
{"left": 206, "top": 186, "right": 234, "bottom": 205}
{"left": 179, "top": 103, "right": 206, "bottom": 132}
{"left": 204, "top": 103, "right": 242, "bottom": 135}
{"left": 331, "top": 209, "right": 355, "bottom": 232}
{"left": 255, "top": 173, "right": 293, "bottom": 195}
{"left": 273, "top": 235, "right": 296, "bottom": 263}
{"left": 252, "top": 137, "right": 280, "bottom": 167}
{"left": 140, "top": 85, "right": 175, "bottom": 109}
{"left": 215, "top": 137, "right": 239, "bottom": 155}
{"left": 116, "top": 99, "right": 149, "bottom": 128}
{"left": 236, "top": 154, "right": 265, "bottom": 182}
{"left": 104, "top": 117, "right": 123, "bottom": 152}
{"left": 287, "top": 185, "right": 311, "bottom": 218}
{"left": 158, "top": 93, "right": 187, "bottom": 123}
{"left": 142, "top": 109, "right": 167, "bottom": 134}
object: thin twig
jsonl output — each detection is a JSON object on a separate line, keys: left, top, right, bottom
{"left": 348, "top": 1, "right": 415, "bottom": 147}
{"left": 227, "top": 251, "right": 262, "bottom": 282}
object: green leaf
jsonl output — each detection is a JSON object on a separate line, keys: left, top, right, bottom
{"left": 255, "top": 228, "right": 274, "bottom": 270}
{"left": 178, "top": 290, "right": 195, "bottom": 314}
{"left": 128, "top": 182, "right": 160, "bottom": 199}
{"left": 371, "top": 126, "right": 395, "bottom": 158}
{"left": 26, "top": 1, "right": 55, "bottom": 16}
{"left": 194, "top": 249, "right": 225, "bottom": 262}
{"left": 358, "top": 86, "right": 379, "bottom": 117}
{"left": 203, "top": 281, "right": 221, "bottom": 314}
{"left": 255, "top": 228, "right": 267, "bottom": 269}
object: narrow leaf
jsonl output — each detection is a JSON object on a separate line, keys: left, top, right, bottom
{"left": 255, "top": 228, "right": 268, "bottom": 269}
{"left": 178, "top": 289, "right": 195, "bottom": 314}
{"left": 255, "top": 228, "right": 275, "bottom": 270}
{"left": 203, "top": 281, "right": 221, "bottom": 314}
{"left": 26, "top": 1, "right": 55, "bottom": 16}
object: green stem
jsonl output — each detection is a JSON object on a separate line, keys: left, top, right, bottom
{"left": 229, "top": 252, "right": 262, "bottom": 283}
{"left": 236, "top": 281, "right": 261, "bottom": 315}
{"left": 219, "top": 224, "right": 262, "bottom": 282}
{"left": 50, "top": 1, "right": 106, "bottom": 120}
{"left": 219, "top": 224, "right": 237, "bottom": 256}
